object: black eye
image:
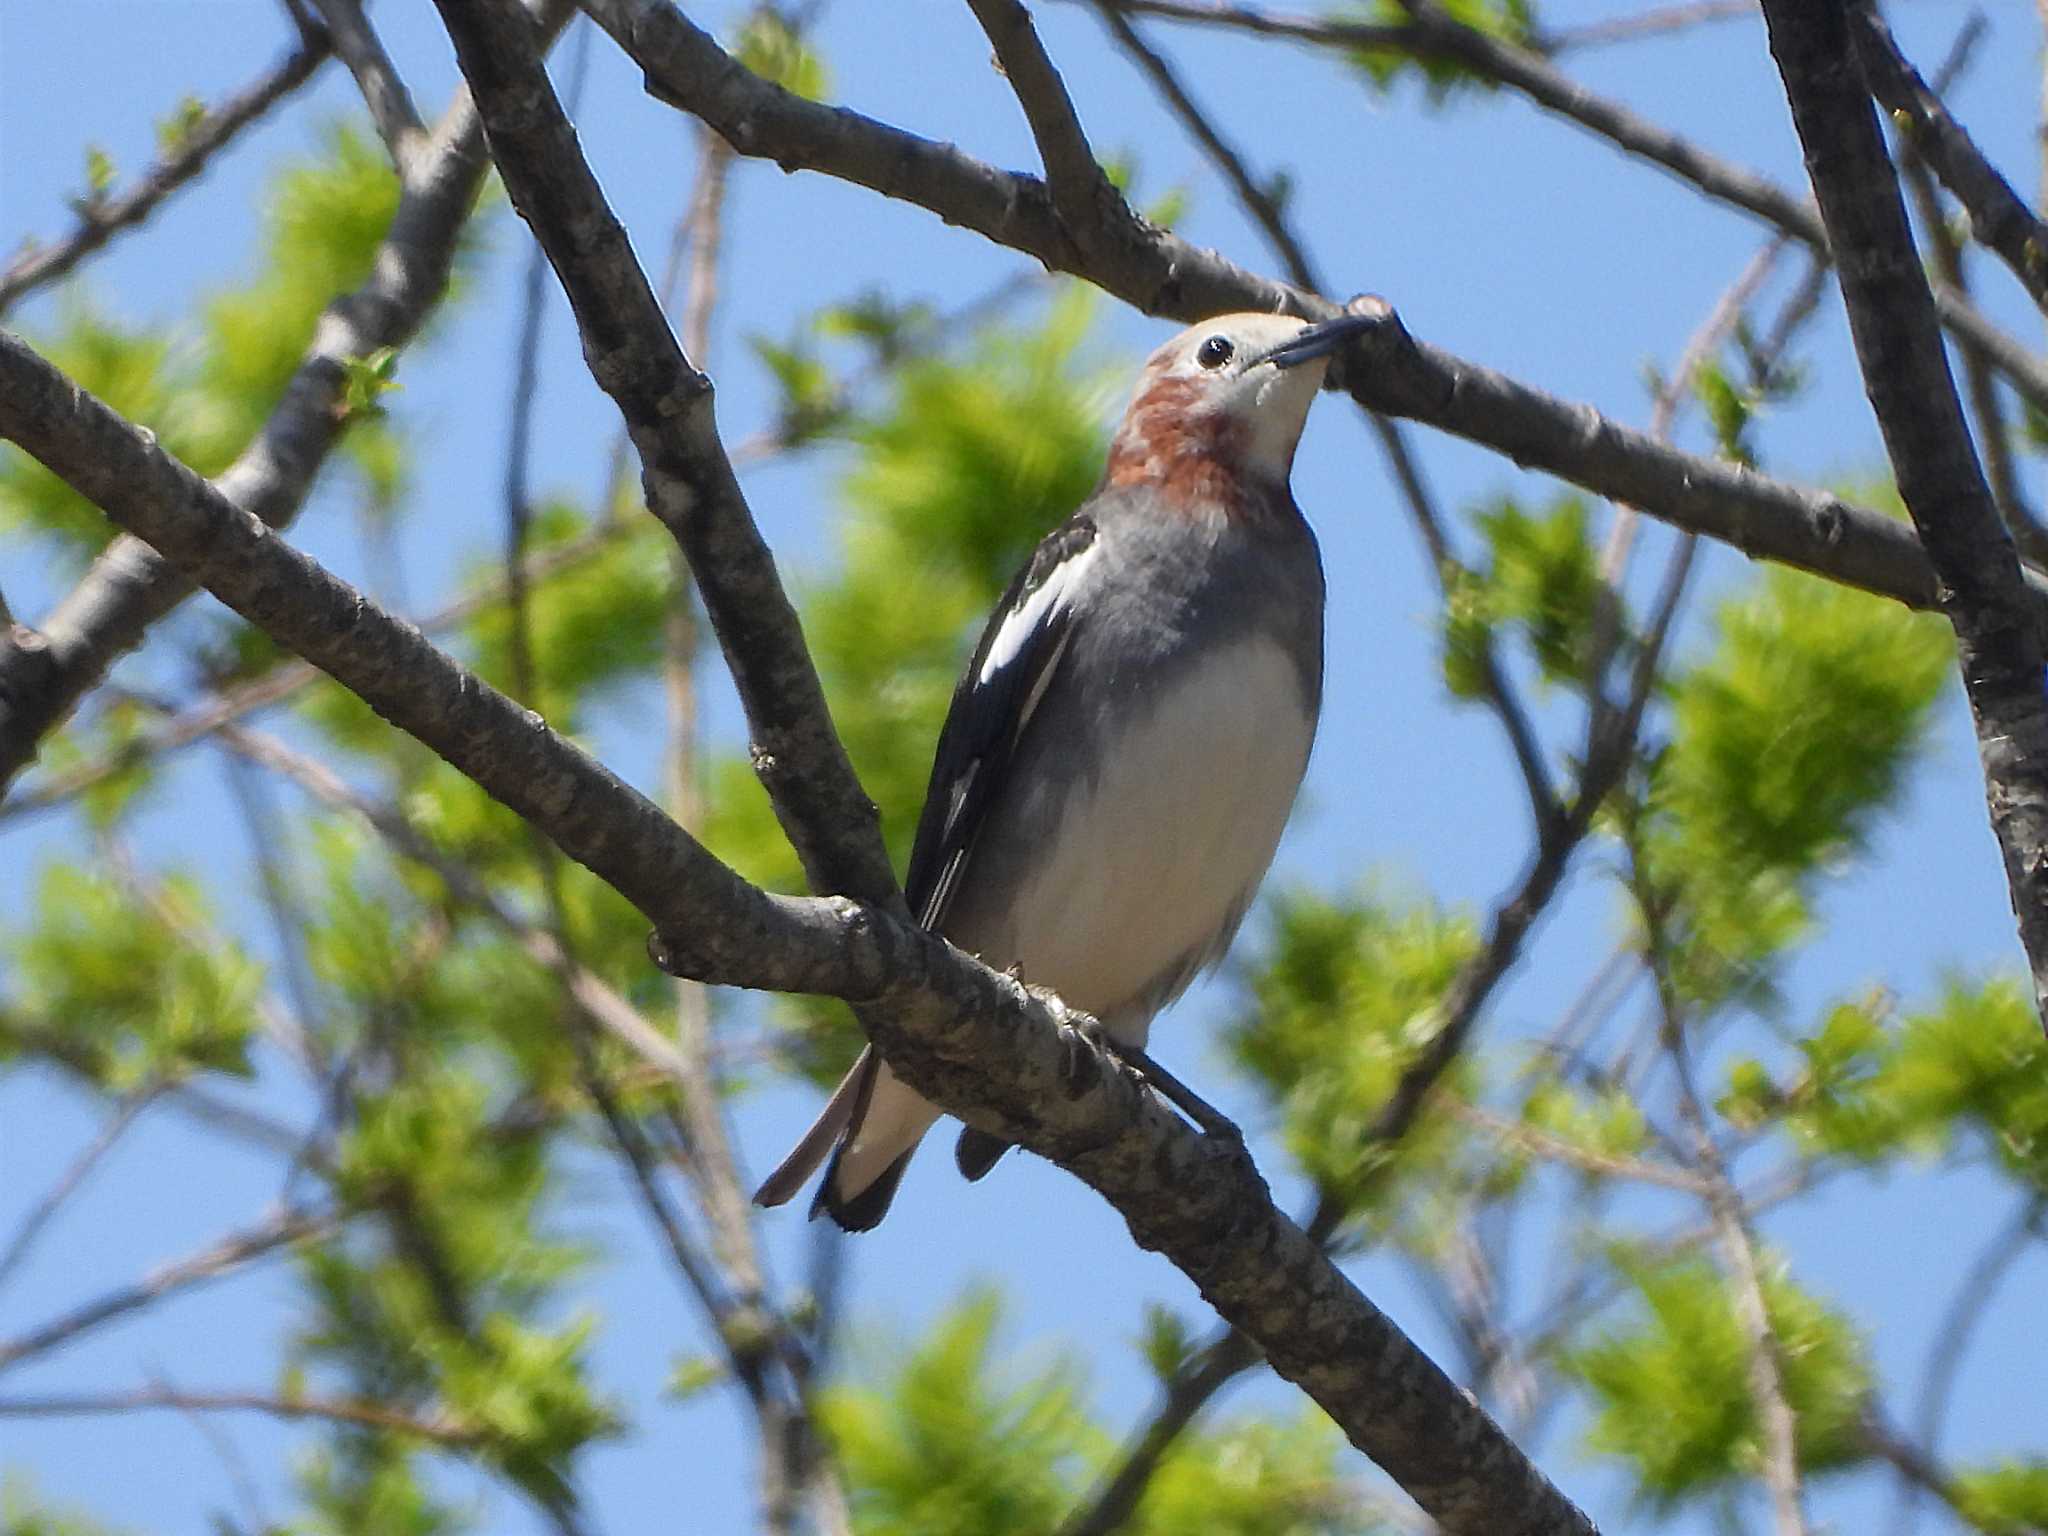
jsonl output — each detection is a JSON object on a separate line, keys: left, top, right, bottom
{"left": 1196, "top": 335, "right": 1234, "bottom": 370}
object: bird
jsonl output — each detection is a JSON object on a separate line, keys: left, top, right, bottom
{"left": 754, "top": 307, "right": 1372, "bottom": 1231}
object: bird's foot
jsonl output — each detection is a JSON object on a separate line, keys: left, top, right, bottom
{"left": 1067, "top": 1021, "right": 1244, "bottom": 1145}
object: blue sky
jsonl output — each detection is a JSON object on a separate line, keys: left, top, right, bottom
{"left": 3, "top": 1, "right": 2045, "bottom": 1532}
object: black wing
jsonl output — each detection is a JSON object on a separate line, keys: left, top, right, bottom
{"left": 903, "top": 512, "right": 1098, "bottom": 932}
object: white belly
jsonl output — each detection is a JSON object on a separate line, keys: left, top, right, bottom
{"left": 953, "top": 635, "right": 1313, "bottom": 1038}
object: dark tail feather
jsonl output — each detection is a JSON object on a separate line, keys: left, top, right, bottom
{"left": 814, "top": 1141, "right": 915, "bottom": 1232}
{"left": 954, "top": 1126, "right": 1013, "bottom": 1182}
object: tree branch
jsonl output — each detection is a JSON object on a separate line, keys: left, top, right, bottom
{"left": 1761, "top": 0, "right": 2048, "bottom": 1026}
{"left": 1851, "top": 3, "right": 2048, "bottom": 320}
{"left": 0, "top": 323, "right": 1596, "bottom": 1536}
{"left": 0, "top": 1385, "right": 481, "bottom": 1447}
{"left": 967, "top": 0, "right": 1127, "bottom": 241}
{"left": 0, "top": 1084, "right": 162, "bottom": 1294}
{"left": 308, "top": 0, "right": 430, "bottom": 172}
{"left": 434, "top": 0, "right": 899, "bottom": 913}
{"left": 1079, "top": 0, "right": 2048, "bottom": 418}
{"left": 0, "top": 37, "right": 329, "bottom": 316}
{"left": 0, "top": 2, "right": 571, "bottom": 798}
{"left": 0, "top": 1203, "right": 336, "bottom": 1375}
{"left": 576, "top": 0, "right": 2048, "bottom": 629}
{"left": 0, "top": 517, "right": 630, "bottom": 826}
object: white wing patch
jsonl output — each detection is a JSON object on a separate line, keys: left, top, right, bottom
{"left": 978, "top": 542, "right": 1100, "bottom": 685}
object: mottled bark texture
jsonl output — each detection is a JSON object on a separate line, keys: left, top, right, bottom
{"left": 1761, "top": 0, "right": 2048, "bottom": 1023}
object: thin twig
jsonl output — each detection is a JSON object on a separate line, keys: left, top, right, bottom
{"left": 0, "top": 1084, "right": 162, "bottom": 1294}
{"left": 0, "top": 1205, "right": 337, "bottom": 1375}
{"left": 0, "top": 39, "right": 329, "bottom": 315}
{"left": 0, "top": 518, "right": 630, "bottom": 825}
{"left": 1852, "top": 2, "right": 2048, "bottom": 321}
{"left": 1891, "top": 1194, "right": 2047, "bottom": 1536}
{"left": 968, "top": 0, "right": 1125, "bottom": 238}
{"left": 437, "top": 0, "right": 901, "bottom": 912}
{"left": 1889, "top": 17, "right": 2048, "bottom": 567}
{"left": 583, "top": 0, "right": 2048, "bottom": 623}
{"left": 1535, "top": 0, "right": 1755, "bottom": 53}
{"left": 1095, "top": 0, "right": 1559, "bottom": 834}
{"left": 0, "top": 1386, "right": 481, "bottom": 1446}
{"left": 0, "top": 0, "right": 575, "bottom": 798}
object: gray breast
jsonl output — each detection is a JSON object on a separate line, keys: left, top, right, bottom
{"left": 940, "top": 500, "right": 1324, "bottom": 1041}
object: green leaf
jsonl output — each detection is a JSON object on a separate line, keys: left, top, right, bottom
{"left": 733, "top": 10, "right": 830, "bottom": 101}
{"left": 156, "top": 95, "right": 209, "bottom": 157}
{"left": 1953, "top": 1459, "right": 2048, "bottom": 1535}
{"left": 1132, "top": 1413, "right": 1381, "bottom": 1536}
{"left": 1228, "top": 883, "right": 1479, "bottom": 1217}
{"left": 821, "top": 1289, "right": 1094, "bottom": 1536}
{"left": 1346, "top": 0, "right": 1536, "bottom": 101}
{"left": 1563, "top": 1252, "right": 1873, "bottom": 1508}
{"left": 339, "top": 345, "right": 403, "bottom": 421}
{"left": 1139, "top": 1304, "right": 1194, "bottom": 1384}
{"left": 1640, "top": 565, "right": 1951, "bottom": 1009}
{"left": 3, "top": 863, "right": 262, "bottom": 1087}
{"left": 83, "top": 144, "right": 117, "bottom": 200}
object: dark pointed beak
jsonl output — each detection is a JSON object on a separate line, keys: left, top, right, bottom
{"left": 1258, "top": 310, "right": 1379, "bottom": 371}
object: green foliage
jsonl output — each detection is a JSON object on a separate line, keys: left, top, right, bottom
{"left": 1347, "top": 0, "right": 1536, "bottom": 99}
{"left": 461, "top": 504, "right": 673, "bottom": 728}
{"left": 294, "top": 1061, "right": 613, "bottom": 1512}
{"left": 198, "top": 122, "right": 401, "bottom": 453}
{"left": 733, "top": 9, "right": 831, "bottom": 101}
{"left": 0, "top": 1477, "right": 130, "bottom": 1536}
{"left": 1228, "top": 884, "right": 1479, "bottom": 1216}
{"left": 1521, "top": 1077, "right": 1648, "bottom": 1162}
{"left": 1634, "top": 566, "right": 1950, "bottom": 1009}
{"left": 822, "top": 1290, "right": 1093, "bottom": 1536}
{"left": 0, "top": 300, "right": 207, "bottom": 559}
{"left": 156, "top": 94, "right": 209, "bottom": 157}
{"left": 1953, "top": 1460, "right": 2048, "bottom": 1535}
{"left": 1441, "top": 493, "right": 1600, "bottom": 699}
{"left": 1564, "top": 1253, "right": 1873, "bottom": 1508}
{"left": 2, "top": 121, "right": 423, "bottom": 568}
{"left": 1693, "top": 358, "right": 1758, "bottom": 467}
{"left": 1132, "top": 1414, "right": 1382, "bottom": 1536}
{"left": 1879, "top": 974, "right": 2048, "bottom": 1191}
{"left": 82, "top": 144, "right": 116, "bottom": 202}
{"left": 295, "top": 1436, "right": 468, "bottom": 1536}
{"left": 3, "top": 863, "right": 260, "bottom": 1088}
{"left": 826, "top": 1291, "right": 1371, "bottom": 1536}
{"left": 339, "top": 344, "right": 403, "bottom": 422}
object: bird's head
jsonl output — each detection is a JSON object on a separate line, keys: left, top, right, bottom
{"left": 1104, "top": 309, "right": 1375, "bottom": 511}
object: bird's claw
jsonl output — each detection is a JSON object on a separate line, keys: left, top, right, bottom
{"left": 1065, "top": 1022, "right": 1244, "bottom": 1144}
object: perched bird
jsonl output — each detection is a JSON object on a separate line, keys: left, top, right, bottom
{"left": 755, "top": 308, "right": 1371, "bottom": 1231}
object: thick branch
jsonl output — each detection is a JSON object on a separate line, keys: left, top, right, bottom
{"left": 577, "top": 0, "right": 2048, "bottom": 629}
{"left": 1761, "top": 0, "right": 2048, "bottom": 1024}
{"left": 0, "top": 329, "right": 1595, "bottom": 1536}
{"left": 433, "top": 0, "right": 900, "bottom": 913}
